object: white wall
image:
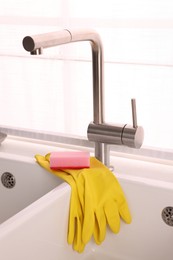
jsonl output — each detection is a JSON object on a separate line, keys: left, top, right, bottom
{"left": 0, "top": 0, "right": 173, "bottom": 152}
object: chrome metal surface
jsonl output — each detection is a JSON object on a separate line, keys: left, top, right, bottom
{"left": 31, "top": 48, "right": 42, "bottom": 55}
{"left": 131, "top": 98, "right": 137, "bottom": 128}
{"left": 88, "top": 98, "right": 144, "bottom": 150}
{"left": 88, "top": 123, "right": 124, "bottom": 145}
{"left": 23, "top": 29, "right": 144, "bottom": 165}
{"left": 23, "top": 29, "right": 105, "bottom": 162}
{"left": 88, "top": 122, "right": 144, "bottom": 149}
{"left": 121, "top": 124, "right": 144, "bottom": 148}
{"left": 23, "top": 29, "right": 104, "bottom": 125}
{"left": 162, "top": 207, "right": 173, "bottom": 226}
{"left": 1, "top": 172, "right": 16, "bottom": 189}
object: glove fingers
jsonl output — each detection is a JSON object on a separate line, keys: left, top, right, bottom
{"left": 82, "top": 205, "right": 94, "bottom": 244}
{"left": 93, "top": 209, "right": 106, "bottom": 245}
{"left": 67, "top": 196, "right": 76, "bottom": 245}
{"left": 119, "top": 202, "right": 132, "bottom": 224}
{"left": 45, "top": 153, "right": 51, "bottom": 162}
{"left": 109, "top": 179, "right": 132, "bottom": 225}
{"left": 71, "top": 216, "right": 85, "bottom": 253}
{"left": 76, "top": 173, "right": 96, "bottom": 240}
{"left": 67, "top": 187, "right": 85, "bottom": 253}
{"left": 104, "top": 200, "right": 120, "bottom": 234}
{"left": 115, "top": 190, "right": 132, "bottom": 224}
{"left": 35, "top": 154, "right": 52, "bottom": 172}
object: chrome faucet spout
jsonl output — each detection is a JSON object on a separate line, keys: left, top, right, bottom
{"left": 23, "top": 29, "right": 105, "bottom": 161}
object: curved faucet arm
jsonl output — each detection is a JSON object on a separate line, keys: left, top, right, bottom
{"left": 23, "top": 29, "right": 104, "bottom": 125}
{"left": 23, "top": 29, "right": 101, "bottom": 51}
{"left": 23, "top": 29, "right": 105, "bottom": 162}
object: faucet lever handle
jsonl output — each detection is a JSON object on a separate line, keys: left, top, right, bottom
{"left": 120, "top": 98, "right": 144, "bottom": 148}
{"left": 131, "top": 98, "right": 137, "bottom": 128}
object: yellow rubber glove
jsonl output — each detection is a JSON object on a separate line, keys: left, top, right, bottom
{"left": 61, "top": 157, "right": 132, "bottom": 245}
{"left": 35, "top": 154, "right": 85, "bottom": 253}
{"left": 35, "top": 154, "right": 132, "bottom": 250}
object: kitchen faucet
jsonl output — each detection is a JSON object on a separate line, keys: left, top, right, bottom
{"left": 23, "top": 29, "right": 144, "bottom": 165}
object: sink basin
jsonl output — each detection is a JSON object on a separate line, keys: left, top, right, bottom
{"left": 0, "top": 152, "right": 63, "bottom": 224}
{"left": 0, "top": 139, "right": 173, "bottom": 260}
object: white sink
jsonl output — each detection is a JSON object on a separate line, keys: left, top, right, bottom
{"left": 0, "top": 138, "right": 173, "bottom": 260}
{"left": 0, "top": 152, "right": 64, "bottom": 224}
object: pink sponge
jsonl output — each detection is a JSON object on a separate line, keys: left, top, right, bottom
{"left": 50, "top": 151, "right": 90, "bottom": 169}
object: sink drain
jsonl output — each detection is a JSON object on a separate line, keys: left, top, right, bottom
{"left": 1, "top": 172, "right": 16, "bottom": 189}
{"left": 162, "top": 207, "right": 173, "bottom": 226}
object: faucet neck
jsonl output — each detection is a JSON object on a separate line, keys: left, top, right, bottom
{"left": 23, "top": 29, "right": 105, "bottom": 161}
